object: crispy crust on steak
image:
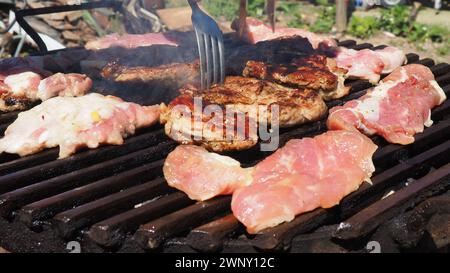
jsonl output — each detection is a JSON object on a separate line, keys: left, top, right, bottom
{"left": 243, "top": 55, "right": 350, "bottom": 101}
{"left": 161, "top": 76, "right": 327, "bottom": 152}
{"left": 0, "top": 83, "right": 34, "bottom": 112}
{"left": 226, "top": 36, "right": 316, "bottom": 75}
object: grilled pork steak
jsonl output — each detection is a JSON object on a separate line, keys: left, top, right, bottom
{"left": 226, "top": 36, "right": 316, "bottom": 75}
{"left": 161, "top": 76, "right": 327, "bottom": 152}
{"left": 101, "top": 61, "right": 199, "bottom": 88}
{"left": 243, "top": 55, "right": 350, "bottom": 101}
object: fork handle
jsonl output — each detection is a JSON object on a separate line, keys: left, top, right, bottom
{"left": 187, "top": 0, "right": 200, "bottom": 9}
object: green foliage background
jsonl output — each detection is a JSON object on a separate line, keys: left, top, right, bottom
{"left": 199, "top": 1, "right": 448, "bottom": 56}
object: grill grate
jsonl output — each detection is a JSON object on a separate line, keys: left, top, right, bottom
{"left": 0, "top": 40, "right": 449, "bottom": 253}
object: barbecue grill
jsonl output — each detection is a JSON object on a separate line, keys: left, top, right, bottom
{"left": 0, "top": 3, "right": 449, "bottom": 253}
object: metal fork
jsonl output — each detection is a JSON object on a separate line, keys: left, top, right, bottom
{"left": 188, "top": 0, "right": 225, "bottom": 90}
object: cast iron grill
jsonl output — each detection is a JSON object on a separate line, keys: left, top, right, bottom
{"left": 0, "top": 3, "right": 449, "bottom": 252}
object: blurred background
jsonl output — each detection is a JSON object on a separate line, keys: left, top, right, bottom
{"left": 0, "top": 0, "right": 448, "bottom": 62}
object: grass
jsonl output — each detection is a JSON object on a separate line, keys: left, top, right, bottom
{"left": 347, "top": 16, "right": 379, "bottom": 38}
{"left": 308, "top": 5, "right": 335, "bottom": 33}
{"left": 202, "top": 0, "right": 239, "bottom": 21}
{"left": 201, "top": 0, "right": 267, "bottom": 21}
{"left": 437, "top": 43, "right": 450, "bottom": 56}
{"left": 347, "top": 5, "right": 450, "bottom": 52}
{"left": 202, "top": 0, "right": 306, "bottom": 22}
{"left": 285, "top": 2, "right": 335, "bottom": 33}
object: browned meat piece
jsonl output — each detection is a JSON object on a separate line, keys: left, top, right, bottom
{"left": 82, "top": 31, "right": 198, "bottom": 77}
{"left": 161, "top": 76, "right": 327, "bottom": 152}
{"left": 101, "top": 61, "right": 199, "bottom": 88}
{"left": 0, "top": 72, "right": 41, "bottom": 112}
{"left": 243, "top": 60, "right": 335, "bottom": 94}
{"left": 243, "top": 55, "right": 350, "bottom": 101}
{"left": 162, "top": 90, "right": 259, "bottom": 152}
{"left": 0, "top": 82, "right": 35, "bottom": 112}
{"left": 226, "top": 36, "right": 316, "bottom": 75}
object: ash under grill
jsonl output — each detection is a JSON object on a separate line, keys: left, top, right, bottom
{"left": 0, "top": 40, "right": 449, "bottom": 253}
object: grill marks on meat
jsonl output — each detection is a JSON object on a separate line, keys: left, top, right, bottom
{"left": 229, "top": 34, "right": 405, "bottom": 86}
{"left": 0, "top": 93, "right": 161, "bottom": 158}
{"left": 232, "top": 130, "right": 377, "bottom": 233}
{"left": 164, "top": 131, "right": 377, "bottom": 233}
{"left": 232, "top": 17, "right": 337, "bottom": 49}
{"left": 161, "top": 76, "right": 327, "bottom": 152}
{"left": 327, "top": 64, "right": 446, "bottom": 144}
{"left": 1, "top": 72, "right": 42, "bottom": 111}
{"left": 243, "top": 59, "right": 335, "bottom": 92}
{"left": 161, "top": 96, "right": 260, "bottom": 152}
{"left": 101, "top": 61, "right": 200, "bottom": 88}
{"left": 79, "top": 32, "right": 197, "bottom": 78}
{"left": 226, "top": 36, "right": 316, "bottom": 75}
{"left": 335, "top": 46, "right": 406, "bottom": 83}
{"left": 243, "top": 55, "right": 350, "bottom": 101}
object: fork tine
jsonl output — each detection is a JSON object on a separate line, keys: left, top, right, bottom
{"left": 211, "top": 36, "right": 219, "bottom": 85}
{"left": 218, "top": 37, "right": 225, "bottom": 83}
{"left": 190, "top": 0, "right": 225, "bottom": 88}
{"left": 194, "top": 28, "right": 206, "bottom": 90}
{"left": 204, "top": 34, "right": 213, "bottom": 89}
